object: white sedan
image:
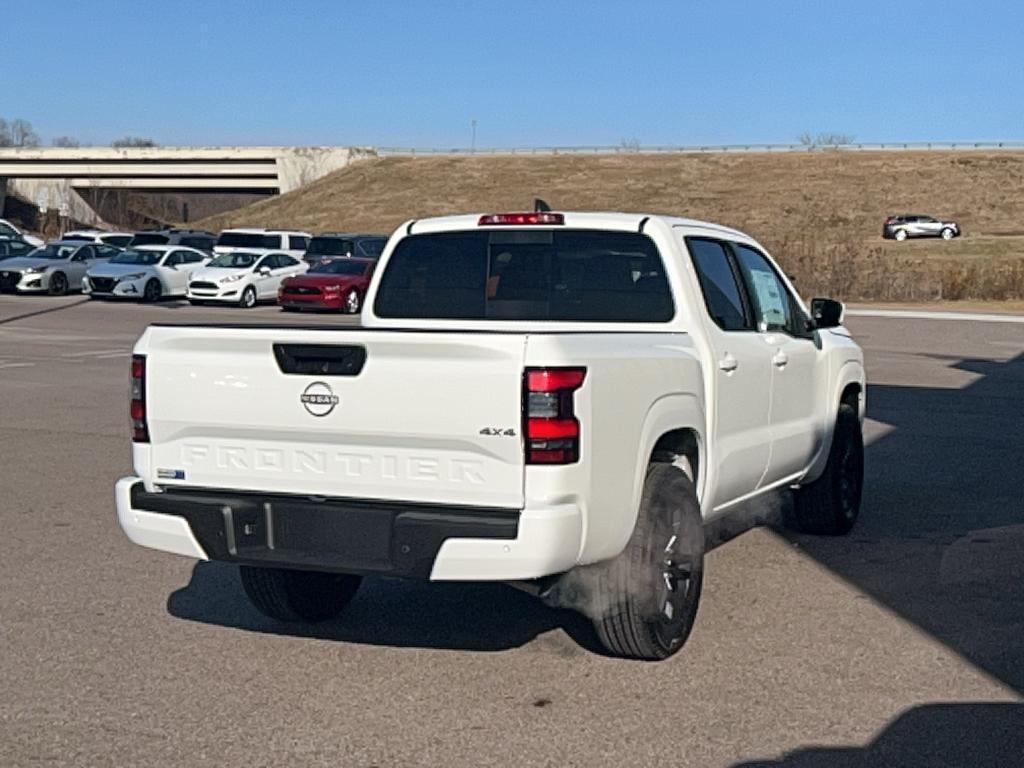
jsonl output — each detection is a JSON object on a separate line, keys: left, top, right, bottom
{"left": 187, "top": 251, "right": 308, "bottom": 308}
{"left": 84, "top": 245, "right": 210, "bottom": 301}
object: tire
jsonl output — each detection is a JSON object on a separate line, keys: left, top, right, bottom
{"left": 590, "top": 463, "right": 704, "bottom": 661}
{"left": 239, "top": 566, "right": 362, "bottom": 623}
{"left": 188, "top": 299, "right": 204, "bottom": 306}
{"left": 894, "top": 229, "right": 908, "bottom": 241}
{"left": 941, "top": 227, "right": 955, "bottom": 240}
{"left": 281, "top": 305, "right": 299, "bottom": 313}
{"left": 344, "top": 288, "right": 361, "bottom": 314}
{"left": 792, "top": 403, "right": 864, "bottom": 535}
{"left": 239, "top": 285, "right": 257, "bottom": 309}
{"left": 143, "top": 279, "right": 162, "bottom": 303}
{"left": 48, "top": 272, "right": 68, "bottom": 296}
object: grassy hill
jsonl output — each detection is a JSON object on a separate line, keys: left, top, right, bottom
{"left": 196, "top": 151, "right": 1024, "bottom": 301}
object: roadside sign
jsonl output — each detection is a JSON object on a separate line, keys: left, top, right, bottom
{"left": 37, "top": 188, "right": 49, "bottom": 214}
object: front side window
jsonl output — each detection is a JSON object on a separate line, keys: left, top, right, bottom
{"left": 375, "top": 229, "right": 674, "bottom": 322}
{"left": 0, "top": 223, "right": 19, "bottom": 237}
{"left": 686, "top": 238, "right": 751, "bottom": 331}
{"left": 732, "top": 244, "right": 792, "bottom": 332}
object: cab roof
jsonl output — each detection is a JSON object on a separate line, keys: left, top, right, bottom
{"left": 405, "top": 211, "right": 747, "bottom": 240}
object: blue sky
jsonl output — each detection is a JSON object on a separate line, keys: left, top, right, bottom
{"left": 8, "top": 0, "right": 1023, "bottom": 147}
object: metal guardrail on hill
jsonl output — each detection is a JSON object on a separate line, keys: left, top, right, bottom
{"left": 378, "top": 141, "right": 1024, "bottom": 156}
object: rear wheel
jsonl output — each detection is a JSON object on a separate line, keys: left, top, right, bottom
{"left": 48, "top": 272, "right": 68, "bottom": 295}
{"left": 239, "top": 285, "right": 257, "bottom": 308}
{"left": 239, "top": 566, "right": 362, "bottom": 623}
{"left": 143, "top": 279, "right": 162, "bottom": 303}
{"left": 894, "top": 229, "right": 908, "bottom": 241}
{"left": 590, "top": 463, "right": 704, "bottom": 661}
{"left": 281, "top": 305, "right": 299, "bottom": 313}
{"left": 188, "top": 299, "right": 205, "bottom": 306}
{"left": 791, "top": 403, "right": 864, "bottom": 535}
{"left": 344, "top": 288, "right": 361, "bottom": 314}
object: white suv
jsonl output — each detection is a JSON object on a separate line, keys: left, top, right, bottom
{"left": 213, "top": 228, "right": 311, "bottom": 260}
{"left": 0, "top": 218, "right": 43, "bottom": 247}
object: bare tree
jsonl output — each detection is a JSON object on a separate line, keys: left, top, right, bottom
{"left": 112, "top": 136, "right": 157, "bottom": 148}
{"left": 11, "top": 119, "right": 40, "bottom": 147}
{"left": 798, "top": 131, "right": 855, "bottom": 147}
{"left": 52, "top": 136, "right": 81, "bottom": 148}
{"left": 0, "top": 119, "right": 10, "bottom": 147}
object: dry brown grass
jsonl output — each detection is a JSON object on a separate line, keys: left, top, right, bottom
{"left": 195, "top": 150, "right": 1024, "bottom": 301}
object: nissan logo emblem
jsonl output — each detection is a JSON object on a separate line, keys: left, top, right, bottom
{"left": 300, "top": 381, "right": 340, "bottom": 417}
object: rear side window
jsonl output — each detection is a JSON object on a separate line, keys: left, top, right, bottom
{"left": 289, "top": 235, "right": 309, "bottom": 250}
{"left": 686, "top": 238, "right": 750, "bottom": 331}
{"left": 375, "top": 229, "right": 674, "bottom": 322}
{"left": 102, "top": 235, "right": 132, "bottom": 247}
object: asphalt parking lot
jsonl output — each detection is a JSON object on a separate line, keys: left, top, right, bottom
{"left": 1, "top": 294, "right": 1022, "bottom": 767}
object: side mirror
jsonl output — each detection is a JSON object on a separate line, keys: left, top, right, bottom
{"left": 811, "top": 297, "right": 844, "bottom": 329}
{"left": 258, "top": 266, "right": 271, "bottom": 276}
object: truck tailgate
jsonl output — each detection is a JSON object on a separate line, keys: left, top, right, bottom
{"left": 139, "top": 326, "right": 527, "bottom": 509}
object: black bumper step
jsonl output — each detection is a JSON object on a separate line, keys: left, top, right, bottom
{"left": 129, "top": 483, "right": 519, "bottom": 578}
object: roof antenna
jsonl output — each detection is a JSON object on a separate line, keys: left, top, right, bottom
{"left": 534, "top": 198, "right": 551, "bottom": 212}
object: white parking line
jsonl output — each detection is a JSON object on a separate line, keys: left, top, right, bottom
{"left": 0, "top": 361, "right": 34, "bottom": 369}
{"left": 61, "top": 348, "right": 128, "bottom": 358}
{"left": 846, "top": 309, "right": 1024, "bottom": 324}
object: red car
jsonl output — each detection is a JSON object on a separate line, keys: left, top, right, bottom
{"left": 278, "top": 258, "right": 375, "bottom": 313}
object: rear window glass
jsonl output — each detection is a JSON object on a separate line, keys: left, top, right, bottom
{"left": 375, "top": 229, "right": 674, "bottom": 322}
{"left": 306, "top": 236, "right": 351, "bottom": 256}
{"left": 217, "top": 232, "right": 280, "bottom": 249}
{"left": 311, "top": 259, "right": 369, "bottom": 275}
{"left": 129, "top": 233, "right": 169, "bottom": 246}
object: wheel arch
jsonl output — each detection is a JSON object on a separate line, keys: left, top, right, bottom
{"left": 586, "top": 393, "right": 706, "bottom": 565}
{"left": 803, "top": 360, "right": 865, "bottom": 484}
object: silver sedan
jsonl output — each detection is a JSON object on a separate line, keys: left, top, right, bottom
{"left": 0, "top": 241, "right": 121, "bottom": 295}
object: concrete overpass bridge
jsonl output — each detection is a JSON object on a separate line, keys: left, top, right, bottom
{"left": 0, "top": 146, "right": 374, "bottom": 226}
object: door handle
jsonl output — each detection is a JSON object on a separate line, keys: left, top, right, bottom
{"left": 718, "top": 353, "right": 739, "bottom": 373}
{"left": 772, "top": 351, "right": 789, "bottom": 368}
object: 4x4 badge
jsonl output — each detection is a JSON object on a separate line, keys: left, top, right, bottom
{"left": 300, "top": 381, "right": 340, "bottom": 417}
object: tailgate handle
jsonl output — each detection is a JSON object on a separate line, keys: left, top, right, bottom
{"left": 273, "top": 344, "right": 366, "bottom": 376}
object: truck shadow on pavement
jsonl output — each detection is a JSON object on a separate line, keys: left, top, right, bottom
{"left": 733, "top": 702, "right": 1024, "bottom": 767}
{"left": 780, "top": 352, "right": 1024, "bottom": 694}
{"left": 169, "top": 352, "right": 1024, "bottom": 681}
{"left": 168, "top": 562, "right": 601, "bottom": 654}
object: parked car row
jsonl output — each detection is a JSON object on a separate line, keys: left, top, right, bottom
{"left": 0, "top": 226, "right": 387, "bottom": 313}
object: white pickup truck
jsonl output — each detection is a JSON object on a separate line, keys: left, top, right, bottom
{"left": 116, "top": 210, "right": 865, "bottom": 660}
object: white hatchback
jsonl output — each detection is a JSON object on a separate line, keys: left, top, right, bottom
{"left": 84, "top": 245, "right": 210, "bottom": 301}
{"left": 187, "top": 251, "right": 308, "bottom": 308}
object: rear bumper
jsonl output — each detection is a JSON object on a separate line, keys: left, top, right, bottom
{"left": 115, "top": 477, "right": 582, "bottom": 581}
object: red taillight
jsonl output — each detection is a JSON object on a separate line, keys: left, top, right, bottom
{"left": 130, "top": 354, "right": 149, "bottom": 443}
{"left": 523, "top": 366, "right": 585, "bottom": 464}
{"left": 479, "top": 212, "right": 565, "bottom": 226}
